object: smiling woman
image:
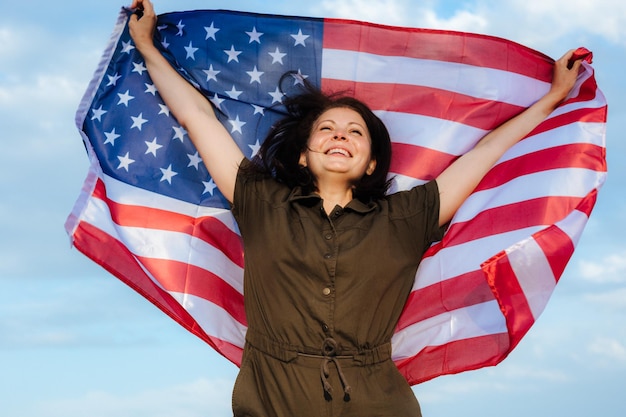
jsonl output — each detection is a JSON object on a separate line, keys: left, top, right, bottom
{"left": 123, "top": 0, "right": 586, "bottom": 415}
{"left": 0, "top": 0, "right": 620, "bottom": 414}
{"left": 245, "top": 84, "right": 392, "bottom": 213}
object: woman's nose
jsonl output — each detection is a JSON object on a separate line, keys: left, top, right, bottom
{"left": 332, "top": 131, "right": 346, "bottom": 140}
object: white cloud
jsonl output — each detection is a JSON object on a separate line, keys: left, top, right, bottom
{"left": 509, "top": 0, "right": 626, "bottom": 44}
{"left": 31, "top": 378, "right": 234, "bottom": 417}
{"left": 588, "top": 337, "right": 626, "bottom": 363}
{"left": 578, "top": 250, "right": 626, "bottom": 283}
{"left": 0, "top": 26, "right": 22, "bottom": 62}
{"left": 584, "top": 287, "right": 626, "bottom": 309}
{"left": 0, "top": 22, "right": 103, "bottom": 165}
{"left": 314, "top": 0, "right": 626, "bottom": 56}
{"left": 416, "top": 359, "right": 569, "bottom": 405}
{"left": 315, "top": 0, "right": 488, "bottom": 30}
{"left": 317, "top": 0, "right": 409, "bottom": 25}
{"left": 419, "top": 9, "right": 488, "bottom": 32}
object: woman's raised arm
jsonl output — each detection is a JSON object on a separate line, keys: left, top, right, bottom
{"left": 128, "top": 0, "right": 244, "bottom": 203}
{"left": 435, "top": 49, "right": 584, "bottom": 227}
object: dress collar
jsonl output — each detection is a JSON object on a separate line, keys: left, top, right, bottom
{"left": 287, "top": 187, "right": 376, "bottom": 214}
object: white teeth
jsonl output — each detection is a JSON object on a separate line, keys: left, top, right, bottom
{"left": 327, "top": 148, "right": 351, "bottom": 157}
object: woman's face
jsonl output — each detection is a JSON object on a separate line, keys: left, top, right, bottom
{"left": 300, "top": 107, "right": 377, "bottom": 185}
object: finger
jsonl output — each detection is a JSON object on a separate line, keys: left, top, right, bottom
{"left": 569, "top": 58, "right": 583, "bottom": 72}
{"left": 567, "top": 47, "right": 593, "bottom": 69}
{"left": 141, "top": 0, "right": 154, "bottom": 16}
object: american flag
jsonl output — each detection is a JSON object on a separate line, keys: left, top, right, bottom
{"left": 66, "top": 8, "right": 607, "bottom": 385}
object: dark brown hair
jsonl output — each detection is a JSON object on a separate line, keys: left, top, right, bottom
{"left": 249, "top": 76, "right": 392, "bottom": 201}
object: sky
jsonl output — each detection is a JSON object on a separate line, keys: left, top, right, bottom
{"left": 0, "top": 0, "right": 624, "bottom": 416}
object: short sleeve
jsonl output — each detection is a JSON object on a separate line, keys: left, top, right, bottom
{"left": 231, "top": 157, "right": 291, "bottom": 239}
{"left": 386, "top": 180, "right": 447, "bottom": 257}
{"left": 230, "top": 157, "right": 253, "bottom": 222}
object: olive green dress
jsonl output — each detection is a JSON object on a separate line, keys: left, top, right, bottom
{"left": 231, "top": 159, "right": 445, "bottom": 417}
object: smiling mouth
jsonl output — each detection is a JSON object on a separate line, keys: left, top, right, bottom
{"left": 326, "top": 148, "right": 352, "bottom": 157}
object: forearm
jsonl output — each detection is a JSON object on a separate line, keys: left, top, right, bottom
{"left": 436, "top": 92, "right": 564, "bottom": 224}
{"left": 134, "top": 41, "right": 216, "bottom": 129}
{"left": 128, "top": 0, "right": 243, "bottom": 202}
{"left": 474, "top": 90, "right": 565, "bottom": 157}
{"left": 435, "top": 50, "right": 582, "bottom": 225}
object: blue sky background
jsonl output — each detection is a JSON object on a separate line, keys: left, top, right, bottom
{"left": 1, "top": 1, "right": 624, "bottom": 416}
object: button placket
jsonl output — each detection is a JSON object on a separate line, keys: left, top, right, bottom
{"left": 321, "top": 216, "right": 338, "bottom": 338}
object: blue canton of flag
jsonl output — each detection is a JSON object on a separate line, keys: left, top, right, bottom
{"left": 84, "top": 10, "right": 324, "bottom": 209}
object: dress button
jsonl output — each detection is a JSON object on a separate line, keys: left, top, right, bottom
{"left": 324, "top": 253, "right": 332, "bottom": 259}
{"left": 322, "top": 323, "right": 330, "bottom": 332}
{"left": 322, "top": 287, "right": 331, "bottom": 296}
{"left": 324, "top": 233, "right": 333, "bottom": 240}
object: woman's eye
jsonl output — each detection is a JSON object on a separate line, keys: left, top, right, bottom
{"left": 320, "top": 126, "right": 331, "bottom": 131}
{"left": 351, "top": 130, "right": 362, "bottom": 136}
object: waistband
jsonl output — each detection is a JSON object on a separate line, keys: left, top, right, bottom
{"left": 245, "top": 330, "right": 392, "bottom": 399}
{"left": 245, "top": 330, "right": 392, "bottom": 366}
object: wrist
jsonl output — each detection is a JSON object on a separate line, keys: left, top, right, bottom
{"left": 538, "top": 89, "right": 567, "bottom": 112}
{"left": 134, "top": 37, "right": 157, "bottom": 54}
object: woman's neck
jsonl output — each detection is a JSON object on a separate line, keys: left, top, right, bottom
{"left": 316, "top": 181, "right": 354, "bottom": 214}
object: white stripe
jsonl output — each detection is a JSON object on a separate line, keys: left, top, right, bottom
{"left": 322, "top": 49, "right": 549, "bottom": 107}
{"left": 454, "top": 167, "right": 601, "bottom": 224}
{"left": 391, "top": 300, "right": 506, "bottom": 360}
{"left": 101, "top": 173, "right": 240, "bottom": 235}
{"left": 376, "top": 110, "right": 486, "bottom": 155}
{"left": 501, "top": 121, "right": 607, "bottom": 163}
{"left": 65, "top": 163, "right": 101, "bottom": 238}
{"left": 170, "top": 292, "right": 247, "bottom": 347}
{"left": 413, "top": 187, "right": 598, "bottom": 292}
{"left": 387, "top": 120, "right": 604, "bottom": 195}
{"left": 506, "top": 236, "right": 556, "bottom": 319}
{"left": 387, "top": 174, "right": 427, "bottom": 193}
{"left": 414, "top": 225, "right": 544, "bottom": 290}
{"left": 82, "top": 196, "right": 245, "bottom": 294}
{"left": 555, "top": 207, "right": 592, "bottom": 247}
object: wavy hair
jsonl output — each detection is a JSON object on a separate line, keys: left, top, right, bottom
{"left": 248, "top": 75, "right": 393, "bottom": 201}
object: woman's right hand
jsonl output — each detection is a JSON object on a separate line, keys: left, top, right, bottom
{"left": 129, "top": 0, "right": 157, "bottom": 51}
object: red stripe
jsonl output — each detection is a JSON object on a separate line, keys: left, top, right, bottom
{"left": 93, "top": 179, "right": 244, "bottom": 268}
{"left": 529, "top": 105, "right": 608, "bottom": 139}
{"left": 324, "top": 19, "right": 554, "bottom": 81}
{"left": 73, "top": 221, "right": 212, "bottom": 343}
{"left": 391, "top": 142, "right": 455, "bottom": 181}
{"left": 322, "top": 79, "right": 524, "bottom": 130}
{"left": 139, "top": 257, "right": 247, "bottom": 326}
{"left": 394, "top": 333, "right": 510, "bottom": 385}
{"left": 213, "top": 339, "right": 243, "bottom": 367}
{"left": 444, "top": 195, "right": 587, "bottom": 247}
{"left": 531, "top": 192, "right": 598, "bottom": 283}
{"left": 533, "top": 226, "right": 575, "bottom": 285}
{"left": 476, "top": 142, "right": 607, "bottom": 192}
{"left": 566, "top": 72, "right": 602, "bottom": 107}
{"left": 482, "top": 251, "right": 535, "bottom": 350}
{"left": 573, "top": 187, "right": 598, "bottom": 217}
{"left": 389, "top": 119, "right": 606, "bottom": 186}
{"left": 74, "top": 219, "right": 245, "bottom": 366}
{"left": 396, "top": 269, "right": 494, "bottom": 331}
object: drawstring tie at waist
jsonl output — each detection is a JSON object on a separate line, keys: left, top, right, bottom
{"left": 320, "top": 338, "right": 351, "bottom": 398}
{"left": 244, "top": 330, "right": 391, "bottom": 400}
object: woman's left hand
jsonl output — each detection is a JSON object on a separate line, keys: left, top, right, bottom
{"left": 548, "top": 49, "right": 584, "bottom": 104}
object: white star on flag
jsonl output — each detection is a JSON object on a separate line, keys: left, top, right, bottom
{"left": 204, "top": 22, "right": 219, "bottom": 40}
{"left": 224, "top": 45, "right": 242, "bottom": 62}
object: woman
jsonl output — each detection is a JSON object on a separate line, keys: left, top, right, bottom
{"left": 129, "top": 1, "right": 583, "bottom": 415}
